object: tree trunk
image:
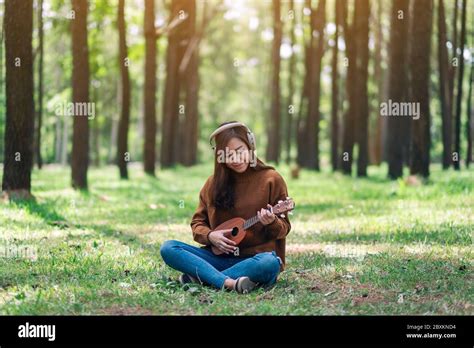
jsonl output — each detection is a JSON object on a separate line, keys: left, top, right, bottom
{"left": 296, "top": 0, "right": 312, "bottom": 167}
{"left": 300, "top": 0, "right": 325, "bottom": 170}
{"left": 109, "top": 114, "right": 118, "bottom": 163}
{"left": 437, "top": 0, "right": 452, "bottom": 169}
{"left": 330, "top": 0, "right": 340, "bottom": 171}
{"left": 453, "top": 0, "right": 466, "bottom": 170}
{"left": 409, "top": 0, "right": 433, "bottom": 178}
{"left": 70, "top": 0, "right": 90, "bottom": 189}
{"left": 0, "top": 16, "right": 4, "bottom": 164}
{"left": 181, "top": 0, "right": 199, "bottom": 166}
{"left": 161, "top": 0, "right": 182, "bottom": 167}
{"left": 117, "top": 0, "right": 131, "bottom": 178}
{"left": 285, "top": 0, "right": 296, "bottom": 164}
{"left": 2, "top": 0, "right": 34, "bottom": 195}
{"left": 266, "top": 0, "right": 282, "bottom": 163}
{"left": 355, "top": 0, "right": 370, "bottom": 177}
{"left": 181, "top": 47, "right": 199, "bottom": 166}
{"left": 340, "top": 0, "right": 357, "bottom": 175}
{"left": 448, "top": 0, "right": 458, "bottom": 150}
{"left": 450, "top": 0, "right": 459, "bottom": 93}
{"left": 466, "top": 59, "right": 473, "bottom": 167}
{"left": 61, "top": 117, "right": 69, "bottom": 165}
{"left": 386, "top": 0, "right": 410, "bottom": 179}
{"left": 54, "top": 117, "right": 61, "bottom": 162}
{"left": 35, "top": 0, "right": 44, "bottom": 169}
{"left": 372, "top": 0, "right": 385, "bottom": 165}
{"left": 92, "top": 95, "right": 100, "bottom": 167}
{"left": 143, "top": 0, "right": 157, "bottom": 175}
{"left": 176, "top": 1, "right": 194, "bottom": 166}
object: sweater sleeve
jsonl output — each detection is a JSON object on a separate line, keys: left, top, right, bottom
{"left": 190, "top": 177, "right": 213, "bottom": 246}
{"left": 264, "top": 172, "right": 292, "bottom": 240}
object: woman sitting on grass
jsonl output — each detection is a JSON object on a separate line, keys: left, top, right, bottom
{"left": 160, "top": 121, "right": 291, "bottom": 294}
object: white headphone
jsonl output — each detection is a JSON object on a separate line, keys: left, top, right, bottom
{"left": 209, "top": 122, "right": 256, "bottom": 152}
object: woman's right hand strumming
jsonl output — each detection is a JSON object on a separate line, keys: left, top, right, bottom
{"left": 208, "top": 229, "right": 237, "bottom": 254}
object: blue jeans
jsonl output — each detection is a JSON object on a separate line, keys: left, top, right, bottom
{"left": 160, "top": 240, "right": 281, "bottom": 290}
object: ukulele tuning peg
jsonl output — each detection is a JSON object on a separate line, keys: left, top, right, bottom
{"left": 280, "top": 214, "right": 285, "bottom": 218}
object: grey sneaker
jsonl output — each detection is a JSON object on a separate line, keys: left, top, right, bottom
{"left": 234, "top": 276, "right": 257, "bottom": 294}
{"left": 179, "top": 273, "right": 199, "bottom": 285}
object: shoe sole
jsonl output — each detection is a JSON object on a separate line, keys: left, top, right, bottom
{"left": 237, "top": 277, "right": 257, "bottom": 294}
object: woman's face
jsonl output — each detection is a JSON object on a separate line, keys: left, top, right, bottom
{"left": 224, "top": 137, "right": 250, "bottom": 173}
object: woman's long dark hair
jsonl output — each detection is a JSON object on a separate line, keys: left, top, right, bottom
{"left": 212, "top": 122, "right": 273, "bottom": 210}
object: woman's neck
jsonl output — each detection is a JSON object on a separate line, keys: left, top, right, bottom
{"left": 231, "top": 165, "right": 254, "bottom": 182}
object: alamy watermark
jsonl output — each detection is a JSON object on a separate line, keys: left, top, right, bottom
{"left": 18, "top": 322, "right": 56, "bottom": 341}
{"left": 0, "top": 240, "right": 38, "bottom": 260}
{"left": 380, "top": 99, "right": 420, "bottom": 120}
{"left": 55, "top": 101, "right": 96, "bottom": 120}
{"left": 216, "top": 147, "right": 257, "bottom": 167}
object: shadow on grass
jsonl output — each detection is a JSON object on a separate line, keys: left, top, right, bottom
{"left": 79, "top": 223, "right": 163, "bottom": 258}
{"left": 12, "top": 199, "right": 67, "bottom": 227}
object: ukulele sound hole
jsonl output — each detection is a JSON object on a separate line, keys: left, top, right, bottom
{"left": 231, "top": 227, "right": 238, "bottom": 236}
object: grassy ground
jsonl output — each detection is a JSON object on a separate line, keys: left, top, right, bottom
{"left": 0, "top": 163, "right": 472, "bottom": 315}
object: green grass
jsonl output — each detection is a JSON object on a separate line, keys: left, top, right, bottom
{"left": 0, "top": 163, "right": 472, "bottom": 315}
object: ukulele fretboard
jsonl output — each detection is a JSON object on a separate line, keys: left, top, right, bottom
{"left": 241, "top": 199, "right": 294, "bottom": 230}
{"left": 243, "top": 215, "right": 260, "bottom": 230}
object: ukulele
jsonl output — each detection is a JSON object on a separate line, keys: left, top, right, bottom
{"left": 210, "top": 198, "right": 295, "bottom": 256}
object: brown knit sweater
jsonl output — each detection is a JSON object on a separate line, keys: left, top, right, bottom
{"left": 190, "top": 167, "right": 291, "bottom": 271}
